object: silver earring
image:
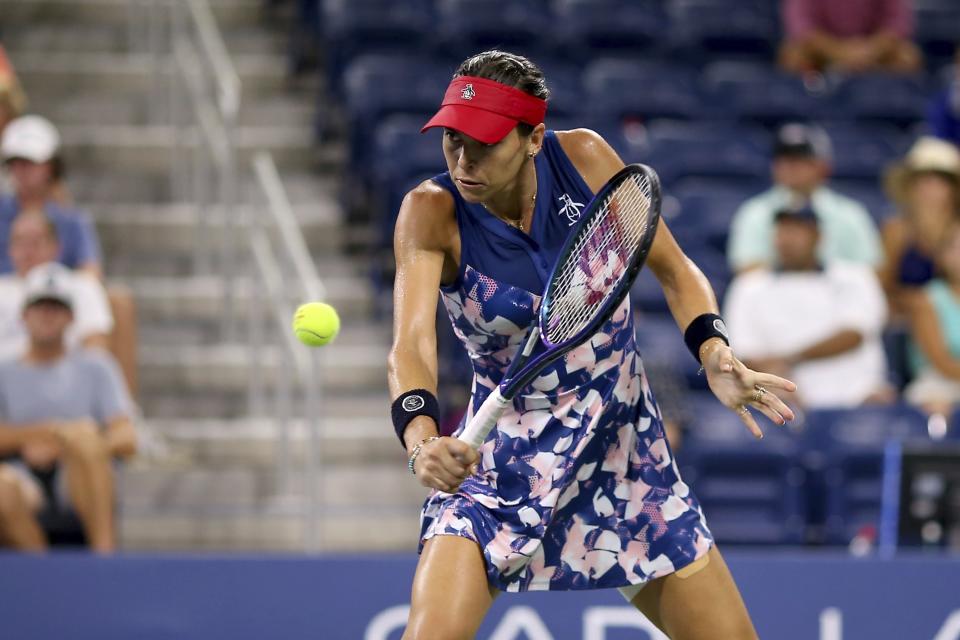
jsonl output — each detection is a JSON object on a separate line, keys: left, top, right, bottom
{"left": 528, "top": 151, "right": 536, "bottom": 158}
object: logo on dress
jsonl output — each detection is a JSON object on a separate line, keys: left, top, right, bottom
{"left": 558, "top": 193, "right": 585, "bottom": 226}
{"left": 402, "top": 395, "right": 425, "bottom": 412}
{"left": 460, "top": 84, "right": 476, "bottom": 101}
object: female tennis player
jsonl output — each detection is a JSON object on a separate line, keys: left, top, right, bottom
{"left": 388, "top": 50, "right": 797, "bottom": 640}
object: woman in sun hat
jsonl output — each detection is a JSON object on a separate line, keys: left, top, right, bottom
{"left": 880, "top": 136, "right": 960, "bottom": 313}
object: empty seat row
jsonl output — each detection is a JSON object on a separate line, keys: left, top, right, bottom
{"left": 675, "top": 399, "right": 952, "bottom": 545}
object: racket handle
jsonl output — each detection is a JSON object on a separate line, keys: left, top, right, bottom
{"left": 458, "top": 387, "right": 510, "bottom": 449}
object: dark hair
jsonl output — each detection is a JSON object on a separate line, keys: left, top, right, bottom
{"left": 453, "top": 50, "right": 549, "bottom": 136}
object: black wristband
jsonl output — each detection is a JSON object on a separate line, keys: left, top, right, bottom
{"left": 391, "top": 389, "right": 440, "bottom": 449}
{"left": 683, "top": 313, "right": 730, "bottom": 364}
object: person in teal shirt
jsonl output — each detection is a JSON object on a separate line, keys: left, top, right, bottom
{"left": 906, "top": 223, "right": 960, "bottom": 416}
{"left": 727, "top": 123, "right": 883, "bottom": 273}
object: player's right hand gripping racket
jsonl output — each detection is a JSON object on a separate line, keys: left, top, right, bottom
{"left": 458, "top": 163, "right": 662, "bottom": 449}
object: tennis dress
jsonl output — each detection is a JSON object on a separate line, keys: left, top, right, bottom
{"left": 419, "top": 131, "right": 713, "bottom": 592}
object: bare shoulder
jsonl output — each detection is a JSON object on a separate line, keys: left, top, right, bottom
{"left": 554, "top": 128, "right": 625, "bottom": 193}
{"left": 395, "top": 179, "right": 456, "bottom": 253}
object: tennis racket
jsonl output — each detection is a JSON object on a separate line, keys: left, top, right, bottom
{"left": 458, "top": 163, "right": 662, "bottom": 449}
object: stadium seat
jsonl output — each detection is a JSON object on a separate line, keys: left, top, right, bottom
{"left": 534, "top": 62, "right": 586, "bottom": 120}
{"left": 950, "top": 408, "right": 960, "bottom": 440}
{"left": 914, "top": 1, "right": 960, "bottom": 68}
{"left": 666, "top": 181, "right": 753, "bottom": 253}
{"left": 802, "top": 405, "right": 932, "bottom": 545}
{"left": 550, "top": 0, "right": 668, "bottom": 58}
{"left": 819, "top": 122, "right": 908, "bottom": 181}
{"left": 370, "top": 115, "right": 444, "bottom": 238}
{"left": 321, "top": 0, "right": 435, "bottom": 91}
{"left": 678, "top": 396, "right": 806, "bottom": 545}
{"left": 701, "top": 61, "right": 830, "bottom": 125}
{"left": 832, "top": 74, "right": 931, "bottom": 127}
{"left": 582, "top": 59, "right": 707, "bottom": 125}
{"left": 633, "top": 314, "right": 703, "bottom": 385}
{"left": 669, "top": 0, "right": 779, "bottom": 60}
{"left": 434, "top": 0, "right": 550, "bottom": 60}
{"left": 630, "top": 268, "right": 669, "bottom": 314}
{"left": 621, "top": 121, "right": 770, "bottom": 187}
{"left": 342, "top": 55, "right": 450, "bottom": 175}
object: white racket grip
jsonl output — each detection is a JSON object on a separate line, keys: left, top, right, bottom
{"left": 458, "top": 387, "right": 510, "bottom": 450}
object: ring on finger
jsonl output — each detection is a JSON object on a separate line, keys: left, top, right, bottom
{"left": 737, "top": 405, "right": 749, "bottom": 416}
{"left": 752, "top": 386, "right": 767, "bottom": 403}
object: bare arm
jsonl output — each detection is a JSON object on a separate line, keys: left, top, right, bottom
{"left": 387, "top": 183, "right": 449, "bottom": 452}
{"left": 556, "top": 129, "right": 719, "bottom": 330}
{"left": 789, "top": 329, "right": 863, "bottom": 363}
{"left": 801, "top": 30, "right": 852, "bottom": 61}
{"left": 387, "top": 182, "right": 478, "bottom": 490}
{"left": 82, "top": 334, "right": 111, "bottom": 351}
{"left": 77, "top": 263, "right": 104, "bottom": 281}
{"left": 909, "top": 292, "right": 960, "bottom": 380}
{"left": 104, "top": 415, "right": 137, "bottom": 459}
{"left": 0, "top": 422, "right": 58, "bottom": 456}
{"left": 558, "top": 128, "right": 797, "bottom": 434}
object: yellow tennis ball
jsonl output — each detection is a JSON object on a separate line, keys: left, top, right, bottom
{"left": 292, "top": 302, "right": 340, "bottom": 346}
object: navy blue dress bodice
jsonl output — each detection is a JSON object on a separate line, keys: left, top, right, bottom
{"left": 433, "top": 130, "right": 595, "bottom": 295}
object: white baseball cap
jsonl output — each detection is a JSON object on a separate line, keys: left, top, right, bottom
{"left": 22, "top": 262, "right": 74, "bottom": 311}
{"left": 1, "top": 114, "right": 61, "bottom": 164}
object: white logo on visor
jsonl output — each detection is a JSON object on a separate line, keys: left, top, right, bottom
{"left": 460, "top": 84, "right": 476, "bottom": 101}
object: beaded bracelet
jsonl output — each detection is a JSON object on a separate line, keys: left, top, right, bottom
{"left": 407, "top": 436, "right": 441, "bottom": 475}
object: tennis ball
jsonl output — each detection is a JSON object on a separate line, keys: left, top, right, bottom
{"left": 292, "top": 302, "right": 340, "bottom": 346}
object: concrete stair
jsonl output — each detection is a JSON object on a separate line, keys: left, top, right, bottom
{"left": 3, "top": 0, "right": 410, "bottom": 552}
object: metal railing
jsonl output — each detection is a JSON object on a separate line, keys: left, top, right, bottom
{"left": 250, "top": 152, "right": 326, "bottom": 551}
{"left": 168, "top": 0, "right": 240, "bottom": 338}
{"left": 135, "top": 0, "right": 327, "bottom": 552}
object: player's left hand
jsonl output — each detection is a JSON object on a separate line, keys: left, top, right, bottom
{"left": 701, "top": 340, "right": 797, "bottom": 439}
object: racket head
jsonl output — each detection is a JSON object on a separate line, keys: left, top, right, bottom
{"left": 538, "top": 163, "right": 662, "bottom": 350}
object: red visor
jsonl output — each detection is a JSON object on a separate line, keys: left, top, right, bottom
{"left": 421, "top": 76, "right": 547, "bottom": 144}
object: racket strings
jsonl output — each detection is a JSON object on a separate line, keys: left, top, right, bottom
{"left": 545, "top": 172, "right": 652, "bottom": 344}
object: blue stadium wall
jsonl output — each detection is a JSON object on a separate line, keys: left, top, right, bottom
{"left": 1, "top": 552, "right": 958, "bottom": 639}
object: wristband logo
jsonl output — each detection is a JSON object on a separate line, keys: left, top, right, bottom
{"left": 713, "top": 318, "right": 729, "bottom": 339}
{"left": 402, "top": 395, "right": 425, "bottom": 412}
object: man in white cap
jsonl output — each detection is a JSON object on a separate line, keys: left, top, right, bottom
{"left": 725, "top": 205, "right": 890, "bottom": 408}
{"left": 0, "top": 114, "right": 101, "bottom": 277}
{"left": 728, "top": 123, "right": 883, "bottom": 274}
{"left": 0, "top": 265, "right": 135, "bottom": 552}
{"left": 0, "top": 212, "right": 113, "bottom": 361}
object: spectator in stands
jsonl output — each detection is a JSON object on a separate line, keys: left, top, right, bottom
{"left": 906, "top": 223, "right": 960, "bottom": 415}
{"left": 0, "top": 44, "right": 27, "bottom": 195}
{"left": 728, "top": 123, "right": 883, "bottom": 274}
{"left": 0, "top": 266, "right": 136, "bottom": 552}
{"left": 779, "top": 0, "right": 922, "bottom": 75}
{"left": 927, "top": 46, "right": 960, "bottom": 148}
{"left": 725, "top": 206, "right": 891, "bottom": 409}
{"left": 0, "top": 45, "right": 26, "bottom": 139}
{"left": 880, "top": 136, "right": 960, "bottom": 312}
{"left": 0, "top": 114, "right": 101, "bottom": 277}
{"left": 1, "top": 114, "right": 139, "bottom": 398}
{"left": 0, "top": 212, "right": 113, "bottom": 361}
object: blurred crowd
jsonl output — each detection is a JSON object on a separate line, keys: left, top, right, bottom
{"left": 0, "top": 44, "right": 138, "bottom": 552}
